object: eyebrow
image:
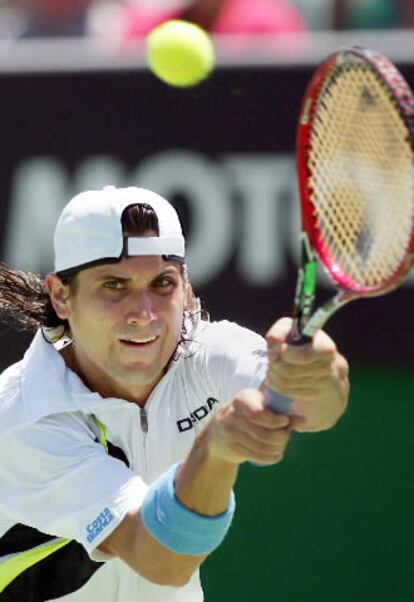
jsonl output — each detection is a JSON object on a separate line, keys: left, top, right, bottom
{"left": 94, "top": 267, "right": 180, "bottom": 282}
{"left": 95, "top": 275, "right": 130, "bottom": 283}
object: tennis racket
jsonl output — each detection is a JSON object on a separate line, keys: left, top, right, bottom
{"left": 266, "top": 46, "right": 414, "bottom": 414}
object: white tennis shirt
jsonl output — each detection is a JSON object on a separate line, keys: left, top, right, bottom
{"left": 0, "top": 319, "right": 267, "bottom": 601}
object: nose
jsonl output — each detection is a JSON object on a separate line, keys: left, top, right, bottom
{"left": 125, "top": 292, "right": 156, "bottom": 326}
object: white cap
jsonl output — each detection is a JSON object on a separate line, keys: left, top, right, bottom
{"left": 54, "top": 186, "right": 185, "bottom": 273}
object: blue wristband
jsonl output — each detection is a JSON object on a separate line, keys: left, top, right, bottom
{"left": 140, "top": 462, "right": 236, "bottom": 556}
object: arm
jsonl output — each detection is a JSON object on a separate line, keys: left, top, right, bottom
{"left": 100, "top": 318, "right": 348, "bottom": 583}
{"left": 99, "top": 388, "right": 291, "bottom": 586}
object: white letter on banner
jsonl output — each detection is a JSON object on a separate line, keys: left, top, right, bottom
{"left": 5, "top": 156, "right": 127, "bottom": 274}
{"left": 224, "top": 155, "right": 296, "bottom": 286}
{"left": 4, "top": 158, "right": 67, "bottom": 272}
{"left": 130, "top": 151, "right": 233, "bottom": 287}
{"left": 74, "top": 156, "right": 125, "bottom": 192}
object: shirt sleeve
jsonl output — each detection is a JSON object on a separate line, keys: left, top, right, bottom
{"left": 0, "top": 411, "right": 148, "bottom": 559}
{"left": 200, "top": 320, "right": 268, "bottom": 402}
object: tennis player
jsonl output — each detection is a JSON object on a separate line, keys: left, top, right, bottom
{"left": 0, "top": 186, "right": 349, "bottom": 601}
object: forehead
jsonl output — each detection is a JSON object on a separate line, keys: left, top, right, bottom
{"left": 81, "top": 256, "right": 182, "bottom": 281}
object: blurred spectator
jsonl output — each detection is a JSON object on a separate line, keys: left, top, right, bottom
{"left": 0, "top": 0, "right": 20, "bottom": 38}
{"left": 117, "top": 0, "right": 308, "bottom": 40}
{"left": 13, "top": 0, "right": 97, "bottom": 38}
{"left": 333, "top": 0, "right": 414, "bottom": 30}
{"left": 292, "top": 0, "right": 333, "bottom": 30}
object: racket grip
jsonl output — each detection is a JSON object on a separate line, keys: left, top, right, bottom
{"left": 264, "top": 388, "right": 292, "bottom": 414}
{"left": 252, "top": 388, "right": 292, "bottom": 468}
{"left": 263, "top": 330, "right": 311, "bottom": 413}
{"left": 286, "top": 330, "right": 312, "bottom": 346}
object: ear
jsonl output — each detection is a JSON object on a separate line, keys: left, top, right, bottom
{"left": 45, "top": 273, "right": 71, "bottom": 320}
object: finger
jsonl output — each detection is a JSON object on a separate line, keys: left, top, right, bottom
{"left": 273, "top": 383, "right": 334, "bottom": 400}
{"left": 289, "top": 416, "right": 322, "bottom": 433}
{"left": 226, "top": 428, "right": 290, "bottom": 459}
{"left": 289, "top": 396, "right": 345, "bottom": 430}
{"left": 249, "top": 451, "right": 285, "bottom": 466}
{"left": 276, "top": 328, "right": 337, "bottom": 365}
{"left": 280, "top": 341, "right": 336, "bottom": 365}
{"left": 234, "top": 439, "right": 287, "bottom": 465}
{"left": 266, "top": 369, "right": 335, "bottom": 401}
{"left": 235, "top": 390, "right": 291, "bottom": 429}
{"left": 312, "top": 329, "right": 337, "bottom": 354}
{"left": 241, "top": 403, "right": 292, "bottom": 430}
{"left": 288, "top": 415, "right": 307, "bottom": 431}
{"left": 288, "top": 408, "right": 340, "bottom": 432}
{"left": 334, "top": 354, "right": 350, "bottom": 380}
{"left": 268, "top": 359, "right": 335, "bottom": 383}
{"left": 266, "top": 317, "right": 293, "bottom": 359}
{"left": 239, "top": 422, "right": 292, "bottom": 447}
{"left": 266, "top": 317, "right": 293, "bottom": 342}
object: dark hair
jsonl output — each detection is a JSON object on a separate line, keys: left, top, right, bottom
{"left": 0, "top": 203, "right": 194, "bottom": 332}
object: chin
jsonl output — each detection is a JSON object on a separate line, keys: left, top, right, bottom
{"left": 116, "top": 366, "right": 161, "bottom": 387}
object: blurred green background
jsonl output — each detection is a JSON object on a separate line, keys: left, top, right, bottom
{"left": 202, "top": 367, "right": 414, "bottom": 601}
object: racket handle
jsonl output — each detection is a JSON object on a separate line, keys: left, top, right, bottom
{"left": 264, "top": 388, "right": 292, "bottom": 414}
{"left": 264, "top": 329, "right": 312, "bottom": 414}
{"left": 252, "top": 388, "right": 292, "bottom": 467}
{"left": 287, "top": 328, "right": 312, "bottom": 346}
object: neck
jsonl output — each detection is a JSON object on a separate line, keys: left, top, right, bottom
{"left": 59, "top": 344, "right": 160, "bottom": 407}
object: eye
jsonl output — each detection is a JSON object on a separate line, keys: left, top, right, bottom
{"left": 153, "top": 275, "right": 177, "bottom": 291}
{"left": 102, "top": 280, "right": 126, "bottom": 291}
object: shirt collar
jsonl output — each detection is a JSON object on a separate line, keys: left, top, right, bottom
{"left": 18, "top": 331, "right": 122, "bottom": 426}
{"left": 0, "top": 322, "right": 190, "bottom": 433}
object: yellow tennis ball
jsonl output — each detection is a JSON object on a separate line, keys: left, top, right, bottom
{"left": 146, "top": 20, "right": 215, "bottom": 88}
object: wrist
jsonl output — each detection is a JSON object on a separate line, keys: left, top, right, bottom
{"left": 174, "top": 426, "right": 238, "bottom": 517}
{"left": 140, "top": 462, "right": 236, "bottom": 556}
{"left": 197, "top": 419, "right": 238, "bottom": 467}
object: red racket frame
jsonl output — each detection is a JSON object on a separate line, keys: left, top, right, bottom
{"left": 296, "top": 46, "right": 414, "bottom": 296}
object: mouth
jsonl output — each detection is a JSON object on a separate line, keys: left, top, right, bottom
{"left": 119, "top": 335, "right": 159, "bottom": 348}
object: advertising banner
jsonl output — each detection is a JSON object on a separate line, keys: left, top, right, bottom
{"left": 1, "top": 65, "right": 414, "bottom": 365}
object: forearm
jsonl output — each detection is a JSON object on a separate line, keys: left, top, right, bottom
{"left": 135, "top": 429, "right": 238, "bottom": 584}
{"left": 100, "top": 509, "right": 207, "bottom": 587}
{"left": 99, "top": 423, "right": 238, "bottom": 586}
{"left": 175, "top": 423, "right": 239, "bottom": 516}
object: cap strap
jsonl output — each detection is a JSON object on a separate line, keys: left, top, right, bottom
{"left": 126, "top": 236, "right": 185, "bottom": 258}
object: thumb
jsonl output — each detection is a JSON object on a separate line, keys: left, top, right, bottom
{"left": 266, "top": 317, "right": 292, "bottom": 360}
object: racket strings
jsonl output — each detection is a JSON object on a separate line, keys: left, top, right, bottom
{"left": 308, "top": 62, "right": 414, "bottom": 287}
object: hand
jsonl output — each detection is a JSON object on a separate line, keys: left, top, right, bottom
{"left": 205, "top": 388, "right": 291, "bottom": 466}
{"left": 266, "top": 318, "right": 349, "bottom": 433}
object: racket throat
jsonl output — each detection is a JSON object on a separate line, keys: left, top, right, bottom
{"left": 290, "top": 233, "right": 317, "bottom": 343}
{"left": 301, "top": 293, "right": 351, "bottom": 338}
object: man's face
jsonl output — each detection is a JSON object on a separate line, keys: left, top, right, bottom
{"left": 49, "top": 253, "right": 187, "bottom": 403}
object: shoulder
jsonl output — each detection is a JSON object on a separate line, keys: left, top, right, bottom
{"left": 0, "top": 359, "right": 23, "bottom": 391}
{"left": 0, "top": 411, "right": 114, "bottom": 493}
{"left": 188, "top": 320, "right": 267, "bottom": 399}
{"left": 0, "top": 360, "right": 24, "bottom": 434}
{"left": 0, "top": 409, "right": 98, "bottom": 451}
{"left": 196, "top": 320, "right": 265, "bottom": 354}
{"left": 185, "top": 319, "right": 266, "bottom": 381}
